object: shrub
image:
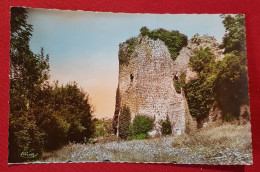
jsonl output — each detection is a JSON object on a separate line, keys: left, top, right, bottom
{"left": 119, "top": 37, "right": 137, "bottom": 65}
{"left": 139, "top": 27, "right": 188, "bottom": 60}
{"left": 118, "top": 106, "right": 131, "bottom": 139}
{"left": 189, "top": 47, "right": 215, "bottom": 74}
{"left": 94, "top": 118, "right": 113, "bottom": 138}
{"left": 132, "top": 115, "right": 154, "bottom": 136}
{"left": 174, "top": 72, "right": 186, "bottom": 94}
{"left": 162, "top": 116, "right": 172, "bottom": 135}
{"left": 140, "top": 26, "right": 149, "bottom": 36}
{"left": 135, "top": 134, "right": 147, "bottom": 140}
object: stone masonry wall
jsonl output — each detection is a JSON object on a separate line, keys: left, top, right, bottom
{"left": 117, "top": 36, "right": 195, "bottom": 136}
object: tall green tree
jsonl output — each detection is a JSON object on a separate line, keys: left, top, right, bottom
{"left": 220, "top": 14, "right": 246, "bottom": 54}
{"left": 9, "top": 7, "right": 50, "bottom": 162}
{"left": 36, "top": 82, "right": 95, "bottom": 150}
{"left": 185, "top": 48, "right": 216, "bottom": 122}
{"left": 118, "top": 106, "right": 131, "bottom": 139}
{"left": 9, "top": 7, "right": 95, "bottom": 162}
{"left": 215, "top": 14, "right": 249, "bottom": 118}
{"left": 112, "top": 86, "right": 120, "bottom": 135}
{"left": 185, "top": 15, "right": 249, "bottom": 122}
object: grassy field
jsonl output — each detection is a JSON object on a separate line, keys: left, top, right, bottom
{"left": 39, "top": 122, "right": 252, "bottom": 164}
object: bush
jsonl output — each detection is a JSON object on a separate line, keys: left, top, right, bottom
{"left": 189, "top": 48, "right": 215, "bottom": 74}
{"left": 94, "top": 118, "right": 113, "bottom": 138}
{"left": 162, "top": 116, "right": 172, "bottom": 135}
{"left": 140, "top": 27, "right": 188, "bottom": 60}
{"left": 135, "top": 134, "right": 147, "bottom": 140}
{"left": 132, "top": 115, "right": 154, "bottom": 136}
{"left": 119, "top": 37, "right": 137, "bottom": 65}
{"left": 118, "top": 106, "right": 131, "bottom": 139}
{"left": 174, "top": 73, "right": 186, "bottom": 94}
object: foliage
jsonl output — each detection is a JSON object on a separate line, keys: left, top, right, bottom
{"left": 94, "top": 118, "right": 113, "bottom": 138}
{"left": 185, "top": 14, "right": 248, "bottom": 122}
{"left": 132, "top": 115, "right": 154, "bottom": 136}
{"left": 9, "top": 7, "right": 95, "bottom": 162}
{"left": 162, "top": 116, "right": 172, "bottom": 135}
{"left": 214, "top": 52, "right": 249, "bottom": 119}
{"left": 174, "top": 72, "right": 186, "bottom": 94}
{"left": 118, "top": 106, "right": 131, "bottom": 139}
{"left": 140, "top": 27, "right": 188, "bottom": 60}
{"left": 189, "top": 48, "right": 215, "bottom": 74}
{"left": 135, "top": 134, "right": 147, "bottom": 140}
{"left": 220, "top": 14, "right": 246, "bottom": 54}
{"left": 38, "top": 82, "right": 95, "bottom": 150}
{"left": 215, "top": 14, "right": 249, "bottom": 119}
{"left": 9, "top": 7, "right": 49, "bottom": 162}
{"left": 119, "top": 37, "right": 137, "bottom": 65}
{"left": 185, "top": 76, "right": 215, "bottom": 122}
{"left": 184, "top": 48, "right": 216, "bottom": 122}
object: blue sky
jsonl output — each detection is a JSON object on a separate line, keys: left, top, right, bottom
{"left": 27, "top": 8, "right": 226, "bottom": 119}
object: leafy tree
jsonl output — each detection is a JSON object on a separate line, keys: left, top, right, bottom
{"left": 220, "top": 14, "right": 246, "bottom": 54}
{"left": 185, "top": 14, "right": 249, "bottom": 122}
{"left": 185, "top": 48, "right": 216, "bottom": 122}
{"left": 52, "top": 82, "right": 95, "bottom": 143}
{"left": 215, "top": 14, "right": 249, "bottom": 119}
{"left": 185, "top": 76, "right": 215, "bottom": 122}
{"left": 9, "top": 7, "right": 95, "bottom": 162}
{"left": 9, "top": 7, "right": 49, "bottom": 162}
{"left": 189, "top": 48, "right": 215, "bottom": 74}
{"left": 214, "top": 53, "right": 249, "bottom": 118}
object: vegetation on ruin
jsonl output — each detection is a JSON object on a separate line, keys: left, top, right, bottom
{"left": 140, "top": 27, "right": 188, "bottom": 60}
{"left": 174, "top": 72, "right": 186, "bottom": 94}
{"left": 162, "top": 116, "right": 172, "bottom": 135}
{"left": 118, "top": 37, "right": 137, "bottom": 65}
{"left": 9, "top": 7, "right": 95, "bottom": 163}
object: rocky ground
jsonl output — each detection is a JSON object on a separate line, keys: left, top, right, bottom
{"left": 40, "top": 129, "right": 252, "bottom": 165}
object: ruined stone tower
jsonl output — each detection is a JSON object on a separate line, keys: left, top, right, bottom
{"left": 114, "top": 33, "right": 221, "bottom": 136}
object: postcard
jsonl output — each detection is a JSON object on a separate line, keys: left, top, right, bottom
{"left": 9, "top": 7, "right": 252, "bottom": 164}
